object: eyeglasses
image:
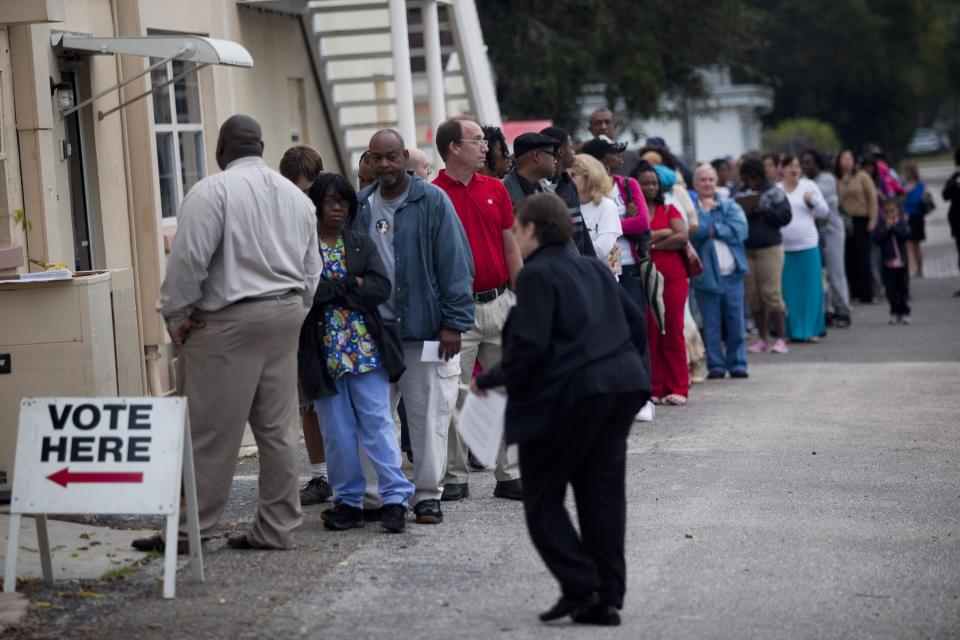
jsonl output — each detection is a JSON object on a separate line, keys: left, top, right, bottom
{"left": 458, "top": 137, "right": 489, "bottom": 147}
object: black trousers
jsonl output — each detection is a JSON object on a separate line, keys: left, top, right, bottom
{"left": 846, "top": 216, "right": 874, "bottom": 303}
{"left": 518, "top": 390, "right": 646, "bottom": 609}
{"left": 883, "top": 266, "right": 910, "bottom": 316}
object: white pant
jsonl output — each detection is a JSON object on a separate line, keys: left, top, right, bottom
{"left": 445, "top": 290, "right": 519, "bottom": 484}
{"left": 361, "top": 342, "right": 459, "bottom": 507}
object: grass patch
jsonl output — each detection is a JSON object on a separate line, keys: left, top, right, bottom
{"left": 101, "top": 565, "right": 139, "bottom": 581}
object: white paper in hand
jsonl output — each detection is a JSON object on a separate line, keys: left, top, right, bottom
{"left": 456, "top": 388, "right": 506, "bottom": 469}
{"left": 420, "top": 341, "right": 460, "bottom": 366}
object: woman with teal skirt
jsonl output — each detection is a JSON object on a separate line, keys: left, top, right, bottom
{"left": 777, "top": 155, "right": 829, "bottom": 342}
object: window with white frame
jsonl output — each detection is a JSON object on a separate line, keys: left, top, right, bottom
{"left": 151, "top": 58, "right": 205, "bottom": 221}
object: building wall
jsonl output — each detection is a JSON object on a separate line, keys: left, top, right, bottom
{"left": 0, "top": 0, "right": 340, "bottom": 394}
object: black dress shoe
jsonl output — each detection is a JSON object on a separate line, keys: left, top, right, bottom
{"left": 441, "top": 482, "right": 469, "bottom": 501}
{"left": 226, "top": 534, "right": 258, "bottom": 550}
{"left": 413, "top": 499, "right": 443, "bottom": 524}
{"left": 493, "top": 479, "right": 523, "bottom": 501}
{"left": 131, "top": 533, "right": 189, "bottom": 555}
{"left": 834, "top": 315, "right": 852, "bottom": 328}
{"left": 572, "top": 604, "right": 621, "bottom": 626}
{"left": 539, "top": 592, "right": 600, "bottom": 622}
{"left": 707, "top": 370, "right": 725, "bottom": 380}
{"left": 730, "top": 370, "right": 749, "bottom": 379}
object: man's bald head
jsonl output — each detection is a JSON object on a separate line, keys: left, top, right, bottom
{"left": 216, "top": 114, "right": 264, "bottom": 170}
{"left": 407, "top": 147, "right": 432, "bottom": 180}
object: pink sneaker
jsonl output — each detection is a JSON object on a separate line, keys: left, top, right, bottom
{"left": 747, "top": 339, "right": 769, "bottom": 353}
{"left": 769, "top": 339, "right": 788, "bottom": 354}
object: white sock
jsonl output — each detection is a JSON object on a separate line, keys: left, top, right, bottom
{"left": 312, "top": 463, "right": 327, "bottom": 478}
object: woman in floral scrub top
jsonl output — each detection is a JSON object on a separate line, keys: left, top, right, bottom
{"left": 300, "top": 173, "right": 413, "bottom": 534}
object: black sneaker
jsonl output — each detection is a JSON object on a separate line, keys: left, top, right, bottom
{"left": 300, "top": 476, "right": 332, "bottom": 506}
{"left": 730, "top": 370, "right": 749, "bottom": 379}
{"left": 707, "top": 370, "right": 725, "bottom": 380}
{"left": 413, "top": 499, "right": 443, "bottom": 524}
{"left": 381, "top": 504, "right": 407, "bottom": 533}
{"left": 323, "top": 503, "right": 364, "bottom": 531}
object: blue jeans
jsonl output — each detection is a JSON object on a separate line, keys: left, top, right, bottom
{"left": 313, "top": 369, "right": 414, "bottom": 508}
{"left": 697, "top": 275, "right": 747, "bottom": 375}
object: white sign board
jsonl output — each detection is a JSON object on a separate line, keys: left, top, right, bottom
{"left": 11, "top": 398, "right": 185, "bottom": 515}
{"left": 4, "top": 397, "right": 203, "bottom": 599}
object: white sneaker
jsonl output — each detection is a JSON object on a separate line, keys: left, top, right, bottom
{"left": 635, "top": 401, "right": 655, "bottom": 422}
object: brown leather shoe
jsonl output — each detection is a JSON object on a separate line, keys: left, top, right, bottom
{"left": 131, "top": 533, "right": 190, "bottom": 555}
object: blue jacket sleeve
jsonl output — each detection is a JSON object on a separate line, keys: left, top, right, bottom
{"left": 690, "top": 209, "right": 711, "bottom": 243}
{"left": 432, "top": 190, "right": 476, "bottom": 333}
{"left": 714, "top": 201, "right": 748, "bottom": 244}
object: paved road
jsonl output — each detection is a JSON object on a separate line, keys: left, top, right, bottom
{"left": 10, "top": 169, "right": 960, "bottom": 639}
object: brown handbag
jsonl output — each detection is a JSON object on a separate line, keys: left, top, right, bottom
{"left": 682, "top": 241, "right": 703, "bottom": 278}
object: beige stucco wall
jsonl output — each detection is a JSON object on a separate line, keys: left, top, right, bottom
{"left": 1, "top": 0, "right": 340, "bottom": 394}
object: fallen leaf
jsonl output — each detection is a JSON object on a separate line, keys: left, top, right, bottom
{"left": 89, "top": 541, "right": 101, "bottom": 547}
{"left": 218, "top": 598, "right": 227, "bottom": 604}
{"left": 338, "top": 560, "right": 349, "bottom": 566}
{"left": 35, "top": 601, "right": 52, "bottom": 609}
{"left": 110, "top": 559, "right": 122, "bottom": 565}
{"left": 75, "top": 590, "right": 104, "bottom": 599}
{"left": 70, "top": 552, "right": 79, "bottom": 558}
{"left": 307, "top": 547, "right": 320, "bottom": 552}
{"left": 79, "top": 533, "right": 90, "bottom": 540}
{"left": 20, "top": 546, "right": 38, "bottom": 553}
{"left": 684, "top": 533, "right": 694, "bottom": 539}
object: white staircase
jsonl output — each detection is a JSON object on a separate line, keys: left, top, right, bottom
{"left": 305, "top": 0, "right": 499, "bottom": 177}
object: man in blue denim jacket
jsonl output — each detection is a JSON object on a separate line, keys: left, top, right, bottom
{"left": 349, "top": 129, "right": 475, "bottom": 525}
{"left": 690, "top": 164, "right": 750, "bottom": 379}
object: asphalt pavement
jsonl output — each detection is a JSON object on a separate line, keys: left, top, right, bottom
{"left": 5, "top": 169, "right": 960, "bottom": 639}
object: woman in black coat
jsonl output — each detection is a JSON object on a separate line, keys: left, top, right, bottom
{"left": 472, "top": 193, "right": 651, "bottom": 626}
{"left": 298, "top": 173, "right": 412, "bottom": 534}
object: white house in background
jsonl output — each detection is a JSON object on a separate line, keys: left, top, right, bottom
{"left": 581, "top": 67, "right": 774, "bottom": 162}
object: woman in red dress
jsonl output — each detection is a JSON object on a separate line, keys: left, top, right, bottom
{"left": 636, "top": 161, "right": 690, "bottom": 405}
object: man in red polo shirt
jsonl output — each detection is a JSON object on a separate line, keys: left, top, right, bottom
{"left": 433, "top": 117, "right": 523, "bottom": 501}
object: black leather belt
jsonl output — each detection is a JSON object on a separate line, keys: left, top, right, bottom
{"left": 474, "top": 283, "right": 508, "bottom": 304}
{"left": 234, "top": 289, "right": 298, "bottom": 304}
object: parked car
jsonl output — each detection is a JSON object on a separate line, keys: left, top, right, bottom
{"left": 907, "top": 128, "right": 951, "bottom": 156}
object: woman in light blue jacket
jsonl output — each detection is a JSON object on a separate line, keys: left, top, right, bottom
{"left": 690, "top": 164, "right": 749, "bottom": 379}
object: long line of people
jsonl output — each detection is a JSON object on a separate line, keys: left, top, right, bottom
{"left": 144, "top": 109, "right": 951, "bottom": 627}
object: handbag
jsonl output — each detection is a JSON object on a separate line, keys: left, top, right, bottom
{"left": 921, "top": 190, "right": 935, "bottom": 216}
{"left": 681, "top": 241, "right": 703, "bottom": 278}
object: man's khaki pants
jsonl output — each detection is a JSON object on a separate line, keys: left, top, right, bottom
{"left": 176, "top": 297, "right": 303, "bottom": 549}
{"left": 444, "top": 290, "right": 519, "bottom": 485}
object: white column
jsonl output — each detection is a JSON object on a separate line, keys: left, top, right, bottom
{"left": 388, "top": 0, "right": 417, "bottom": 146}
{"left": 422, "top": 0, "right": 446, "bottom": 140}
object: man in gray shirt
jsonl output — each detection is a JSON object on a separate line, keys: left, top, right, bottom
{"left": 137, "top": 115, "right": 320, "bottom": 553}
{"left": 351, "top": 129, "right": 474, "bottom": 526}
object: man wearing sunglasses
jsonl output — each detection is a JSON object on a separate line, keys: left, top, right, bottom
{"left": 502, "top": 132, "right": 562, "bottom": 209}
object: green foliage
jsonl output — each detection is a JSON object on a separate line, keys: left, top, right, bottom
{"left": 476, "top": 0, "right": 960, "bottom": 156}
{"left": 762, "top": 118, "right": 841, "bottom": 155}
{"left": 739, "top": 0, "right": 957, "bottom": 156}
{"left": 476, "top": 0, "right": 753, "bottom": 133}
{"left": 1, "top": 208, "right": 30, "bottom": 232}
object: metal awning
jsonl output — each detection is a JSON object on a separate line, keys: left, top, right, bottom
{"left": 51, "top": 33, "right": 254, "bottom": 120}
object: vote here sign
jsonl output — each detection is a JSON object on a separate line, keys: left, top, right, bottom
{"left": 10, "top": 397, "right": 186, "bottom": 515}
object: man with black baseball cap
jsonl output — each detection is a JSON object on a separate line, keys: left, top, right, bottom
{"left": 581, "top": 135, "right": 628, "bottom": 174}
{"left": 502, "top": 132, "right": 561, "bottom": 208}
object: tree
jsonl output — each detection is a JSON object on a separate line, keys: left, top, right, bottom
{"left": 739, "top": 0, "right": 954, "bottom": 156}
{"left": 476, "top": 0, "right": 753, "bottom": 134}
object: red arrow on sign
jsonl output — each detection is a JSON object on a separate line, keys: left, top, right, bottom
{"left": 46, "top": 468, "right": 144, "bottom": 488}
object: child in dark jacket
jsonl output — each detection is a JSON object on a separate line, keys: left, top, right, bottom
{"left": 873, "top": 198, "right": 911, "bottom": 324}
